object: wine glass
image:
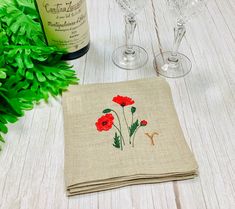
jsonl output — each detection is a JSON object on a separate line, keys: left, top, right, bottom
{"left": 112, "top": 0, "right": 148, "bottom": 70}
{"left": 154, "top": 0, "right": 207, "bottom": 78}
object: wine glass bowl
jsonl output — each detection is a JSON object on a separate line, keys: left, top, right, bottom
{"left": 168, "top": 0, "right": 206, "bottom": 22}
{"left": 112, "top": 0, "right": 148, "bottom": 70}
{"left": 116, "top": 0, "right": 145, "bottom": 16}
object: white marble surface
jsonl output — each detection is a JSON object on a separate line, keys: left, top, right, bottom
{"left": 0, "top": 0, "right": 235, "bottom": 208}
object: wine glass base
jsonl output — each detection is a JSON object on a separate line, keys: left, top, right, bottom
{"left": 154, "top": 51, "right": 192, "bottom": 78}
{"left": 112, "top": 45, "right": 148, "bottom": 70}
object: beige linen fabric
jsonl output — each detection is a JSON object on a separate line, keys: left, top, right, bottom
{"left": 62, "top": 77, "right": 198, "bottom": 196}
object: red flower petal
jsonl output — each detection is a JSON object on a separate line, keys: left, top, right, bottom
{"left": 112, "top": 95, "right": 135, "bottom": 107}
{"left": 96, "top": 113, "right": 114, "bottom": 132}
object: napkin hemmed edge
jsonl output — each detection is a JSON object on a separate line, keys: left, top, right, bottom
{"left": 66, "top": 171, "right": 198, "bottom": 196}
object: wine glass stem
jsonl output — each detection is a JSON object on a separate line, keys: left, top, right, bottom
{"left": 168, "top": 20, "right": 186, "bottom": 63}
{"left": 125, "top": 15, "right": 136, "bottom": 55}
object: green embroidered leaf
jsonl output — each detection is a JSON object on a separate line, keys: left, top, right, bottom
{"left": 129, "top": 119, "right": 139, "bottom": 137}
{"left": 113, "top": 132, "right": 121, "bottom": 149}
{"left": 103, "top": 108, "right": 112, "bottom": 113}
{"left": 131, "top": 106, "right": 136, "bottom": 114}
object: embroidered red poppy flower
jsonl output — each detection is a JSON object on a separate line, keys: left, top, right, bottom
{"left": 112, "top": 95, "right": 135, "bottom": 107}
{"left": 140, "top": 120, "right": 148, "bottom": 126}
{"left": 96, "top": 114, "right": 114, "bottom": 132}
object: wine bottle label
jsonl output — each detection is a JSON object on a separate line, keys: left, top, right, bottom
{"left": 36, "top": 0, "right": 90, "bottom": 53}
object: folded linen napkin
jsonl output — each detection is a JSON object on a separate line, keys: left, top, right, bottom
{"left": 62, "top": 77, "right": 198, "bottom": 196}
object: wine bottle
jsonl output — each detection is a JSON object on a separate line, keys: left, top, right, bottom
{"left": 35, "top": 0, "right": 90, "bottom": 60}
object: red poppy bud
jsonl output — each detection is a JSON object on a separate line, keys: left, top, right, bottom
{"left": 140, "top": 120, "right": 148, "bottom": 126}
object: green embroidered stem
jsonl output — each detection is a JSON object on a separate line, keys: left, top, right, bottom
{"left": 122, "top": 107, "right": 131, "bottom": 144}
{"left": 111, "top": 110, "right": 125, "bottom": 145}
{"left": 130, "top": 113, "right": 134, "bottom": 143}
{"left": 131, "top": 113, "right": 133, "bottom": 128}
{"left": 132, "top": 126, "right": 141, "bottom": 148}
{"left": 113, "top": 124, "right": 123, "bottom": 150}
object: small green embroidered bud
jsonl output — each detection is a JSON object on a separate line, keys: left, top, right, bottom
{"left": 131, "top": 106, "right": 136, "bottom": 114}
{"left": 103, "top": 108, "right": 112, "bottom": 113}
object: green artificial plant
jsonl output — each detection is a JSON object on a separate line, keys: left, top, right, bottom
{"left": 0, "top": 0, "right": 78, "bottom": 151}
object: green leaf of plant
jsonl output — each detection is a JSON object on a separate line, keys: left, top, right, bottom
{"left": 45, "top": 73, "right": 56, "bottom": 81}
{"left": 0, "top": 92, "right": 23, "bottom": 115}
{"left": 0, "top": 70, "right": 6, "bottom": 79}
{"left": 0, "top": 123, "right": 8, "bottom": 134}
{"left": 0, "top": 134, "right": 5, "bottom": 143}
{"left": 0, "top": 1, "right": 79, "bottom": 152}
{"left": 2, "top": 114, "right": 18, "bottom": 123}
{"left": 0, "top": 115, "right": 7, "bottom": 124}
{"left": 24, "top": 55, "right": 34, "bottom": 69}
{"left": 36, "top": 71, "right": 46, "bottom": 82}
{"left": 25, "top": 71, "right": 34, "bottom": 80}
{"left": 129, "top": 120, "right": 139, "bottom": 137}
